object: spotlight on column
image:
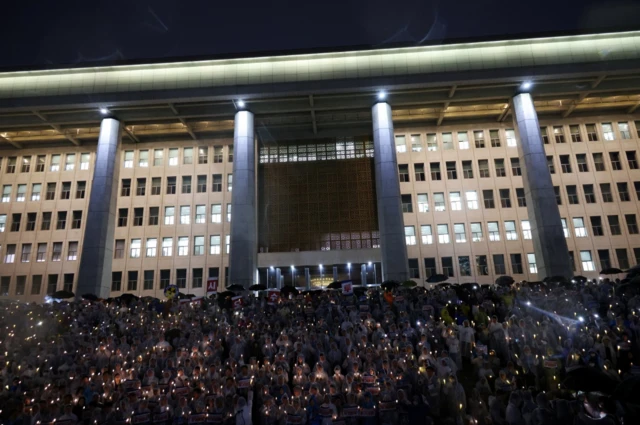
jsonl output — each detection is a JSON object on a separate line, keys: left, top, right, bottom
{"left": 377, "top": 91, "right": 387, "bottom": 101}
{"left": 99, "top": 107, "right": 109, "bottom": 115}
{"left": 521, "top": 81, "right": 533, "bottom": 91}
{"left": 270, "top": 266, "right": 274, "bottom": 270}
{"left": 368, "top": 261, "right": 372, "bottom": 266}
{"left": 237, "top": 100, "right": 246, "bottom": 109}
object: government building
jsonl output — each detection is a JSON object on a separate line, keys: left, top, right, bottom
{"left": 0, "top": 30, "right": 639, "bottom": 300}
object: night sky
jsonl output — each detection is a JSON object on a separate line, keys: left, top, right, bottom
{"left": 1, "top": 0, "right": 639, "bottom": 69}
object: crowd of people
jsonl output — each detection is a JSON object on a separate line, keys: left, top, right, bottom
{"left": 0, "top": 277, "right": 639, "bottom": 425}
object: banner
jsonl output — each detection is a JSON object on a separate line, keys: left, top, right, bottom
{"left": 132, "top": 413, "right": 151, "bottom": 424}
{"left": 286, "top": 415, "right": 303, "bottom": 425}
{"left": 188, "top": 414, "right": 206, "bottom": 424}
{"left": 206, "top": 278, "right": 218, "bottom": 294}
{"left": 342, "top": 281, "right": 353, "bottom": 296}
{"left": 379, "top": 402, "right": 396, "bottom": 411}
{"left": 342, "top": 407, "right": 359, "bottom": 418}
{"left": 180, "top": 297, "right": 203, "bottom": 305}
{"left": 232, "top": 296, "right": 243, "bottom": 310}
{"left": 267, "top": 289, "right": 280, "bottom": 306}
{"left": 237, "top": 378, "right": 252, "bottom": 389}
{"left": 153, "top": 412, "right": 169, "bottom": 423}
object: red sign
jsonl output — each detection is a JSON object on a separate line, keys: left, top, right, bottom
{"left": 207, "top": 278, "right": 219, "bottom": 293}
{"left": 342, "top": 281, "right": 353, "bottom": 295}
{"left": 267, "top": 289, "right": 280, "bottom": 305}
{"left": 232, "top": 296, "right": 243, "bottom": 310}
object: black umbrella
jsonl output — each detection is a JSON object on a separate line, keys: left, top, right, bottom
{"left": 381, "top": 280, "right": 400, "bottom": 290}
{"left": 82, "top": 293, "right": 99, "bottom": 301}
{"left": 436, "top": 282, "right": 451, "bottom": 288}
{"left": 543, "top": 276, "right": 569, "bottom": 285}
{"left": 118, "top": 293, "right": 139, "bottom": 300}
{"left": 217, "top": 291, "right": 236, "bottom": 298}
{"left": 495, "top": 276, "right": 514, "bottom": 286}
{"left": 226, "top": 284, "right": 245, "bottom": 292}
{"left": 281, "top": 285, "right": 299, "bottom": 296}
{"left": 426, "top": 274, "right": 448, "bottom": 284}
{"left": 248, "top": 284, "right": 267, "bottom": 291}
{"left": 572, "top": 275, "right": 588, "bottom": 284}
{"left": 600, "top": 267, "right": 623, "bottom": 275}
{"left": 327, "top": 281, "right": 342, "bottom": 290}
{"left": 401, "top": 280, "right": 417, "bottom": 288}
{"left": 613, "top": 376, "right": 640, "bottom": 405}
{"left": 52, "top": 290, "right": 75, "bottom": 299}
{"left": 562, "top": 366, "right": 619, "bottom": 394}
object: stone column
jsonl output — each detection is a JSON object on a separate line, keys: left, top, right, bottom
{"left": 228, "top": 110, "right": 258, "bottom": 287}
{"left": 372, "top": 102, "right": 409, "bottom": 282}
{"left": 511, "top": 93, "right": 573, "bottom": 279}
{"left": 76, "top": 118, "right": 122, "bottom": 298}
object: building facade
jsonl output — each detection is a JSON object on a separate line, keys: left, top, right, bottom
{"left": 0, "top": 31, "right": 640, "bottom": 300}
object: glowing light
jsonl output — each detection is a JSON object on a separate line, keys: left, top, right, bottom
{"left": 521, "top": 81, "right": 533, "bottom": 90}
{"left": 377, "top": 91, "right": 387, "bottom": 101}
{"left": 237, "top": 100, "right": 245, "bottom": 108}
{"left": 526, "top": 301, "right": 531, "bottom": 306}
{"left": 100, "top": 108, "right": 109, "bottom": 115}
{"left": 368, "top": 261, "right": 372, "bottom": 266}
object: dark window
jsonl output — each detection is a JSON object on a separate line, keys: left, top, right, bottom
{"left": 213, "top": 146, "right": 223, "bottom": 163}
{"left": 63, "top": 273, "right": 74, "bottom": 292}
{"left": 593, "top": 153, "right": 606, "bottom": 171}
{"left": 401, "top": 194, "right": 413, "bottom": 213}
{"left": 493, "top": 254, "right": 506, "bottom": 275}
{"left": 554, "top": 186, "right": 562, "bottom": 205}
{"left": 636, "top": 182, "right": 640, "bottom": 200}
{"left": 10, "top": 213, "right": 21, "bottom": 232}
{"left": 31, "top": 275, "right": 42, "bottom": 295}
{"left": 569, "top": 251, "right": 576, "bottom": 272}
{"left": 600, "top": 183, "right": 613, "bottom": 202}
{"left": 133, "top": 208, "right": 144, "bottom": 227}
{"left": 626, "top": 151, "right": 638, "bottom": 169}
{"left": 176, "top": 269, "right": 187, "bottom": 288}
{"left": 516, "top": 188, "right": 526, "bottom": 207}
{"left": 610, "top": 152, "right": 622, "bottom": 170}
{"left": 111, "top": 272, "right": 122, "bottom": 292}
{"left": 148, "top": 207, "right": 159, "bottom": 226}
{"left": 212, "top": 174, "right": 222, "bottom": 192}
{"left": 182, "top": 176, "right": 192, "bottom": 194}
{"left": 476, "top": 255, "right": 489, "bottom": 275}
{"left": 430, "top": 162, "right": 442, "bottom": 180}
{"left": 554, "top": 126, "right": 566, "bottom": 143}
{"left": 478, "top": 160, "right": 490, "bottom": 178}
{"left": 608, "top": 215, "right": 621, "bottom": 236}
{"left": 462, "top": 160, "right": 474, "bottom": 178}
{"left": 583, "top": 184, "right": 596, "bottom": 203}
{"left": 490, "top": 130, "right": 501, "bottom": 147}
{"left": 560, "top": 155, "right": 572, "bottom": 173}
{"left": 166, "top": 176, "right": 176, "bottom": 194}
{"left": 566, "top": 185, "right": 579, "bottom": 204}
{"left": 120, "top": 179, "right": 131, "bottom": 197}
{"left": 442, "top": 257, "right": 454, "bottom": 277}
{"left": 46, "top": 182, "right": 56, "bottom": 200}
{"left": 160, "top": 269, "right": 171, "bottom": 289}
{"left": 590, "top": 216, "right": 604, "bottom": 236}
{"left": 510, "top": 158, "right": 521, "bottom": 176}
{"left": 617, "top": 182, "right": 630, "bottom": 202}
{"left": 540, "top": 127, "right": 549, "bottom": 144}
{"left": 616, "top": 248, "right": 630, "bottom": 270}
{"left": 576, "top": 154, "right": 589, "bottom": 172}
{"left": 76, "top": 181, "right": 86, "bottom": 199}
{"left": 41, "top": 212, "right": 51, "bottom": 230}
{"left": 197, "top": 175, "right": 207, "bottom": 193}
{"left": 60, "top": 182, "right": 71, "bottom": 199}
{"left": 117, "top": 208, "right": 128, "bottom": 227}
{"left": 228, "top": 145, "right": 234, "bottom": 162}
{"left": 47, "top": 275, "right": 58, "bottom": 295}
{"left": 586, "top": 124, "right": 598, "bottom": 141}
{"left": 495, "top": 159, "right": 506, "bottom": 177}
{"left": 398, "top": 164, "right": 410, "bottom": 182}
{"left": 56, "top": 211, "right": 67, "bottom": 230}
{"left": 424, "top": 258, "right": 436, "bottom": 278}
{"left": 114, "top": 240, "right": 125, "bottom": 259}
{"left": 598, "top": 250, "right": 611, "bottom": 270}
{"left": 136, "top": 178, "right": 146, "bottom": 196}
{"left": 26, "top": 213, "right": 36, "bottom": 231}
{"left": 510, "top": 253, "right": 523, "bottom": 274}
{"left": 499, "top": 188, "right": 511, "bottom": 208}
{"left": 446, "top": 161, "right": 457, "bottom": 179}
{"left": 127, "top": 271, "right": 138, "bottom": 291}
{"left": 625, "top": 214, "right": 639, "bottom": 234}
{"left": 151, "top": 177, "right": 161, "bottom": 195}
{"left": 570, "top": 125, "right": 582, "bottom": 142}
{"left": 458, "top": 256, "right": 471, "bottom": 276}
{"left": 483, "top": 190, "right": 495, "bottom": 209}
{"left": 414, "top": 164, "right": 426, "bottom": 181}
{"left": 144, "top": 270, "right": 154, "bottom": 290}
{"left": 71, "top": 211, "right": 82, "bottom": 229}
{"left": 408, "top": 259, "right": 420, "bottom": 279}
{"left": 35, "top": 156, "right": 46, "bottom": 172}
{"left": 547, "top": 156, "right": 555, "bottom": 174}
{"left": 192, "top": 268, "right": 204, "bottom": 288}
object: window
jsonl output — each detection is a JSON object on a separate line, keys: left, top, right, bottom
{"left": 483, "top": 190, "right": 495, "bottom": 209}
{"left": 120, "top": 178, "right": 131, "bottom": 196}
{"left": 52, "top": 242, "right": 63, "bottom": 261}
{"left": 602, "top": 123, "right": 614, "bottom": 140}
{"left": 198, "top": 147, "right": 208, "bottom": 164}
{"left": 454, "top": 223, "right": 466, "bottom": 243}
{"left": 506, "top": 129, "right": 517, "bottom": 147}
{"left": 194, "top": 236, "right": 205, "bottom": 255}
{"left": 560, "top": 155, "right": 572, "bottom": 173}
{"left": 16, "top": 184, "right": 26, "bottom": 202}
{"left": 467, "top": 222, "right": 481, "bottom": 242}
{"left": 593, "top": 153, "right": 605, "bottom": 171}
{"left": 525, "top": 253, "right": 537, "bottom": 274}
{"left": 111, "top": 272, "right": 122, "bottom": 292}
{"left": 154, "top": 149, "right": 164, "bottom": 166}
{"left": 127, "top": 271, "right": 138, "bottom": 291}
{"left": 475, "top": 255, "right": 489, "bottom": 276}
{"left": 183, "top": 147, "right": 193, "bottom": 165}
{"left": 150, "top": 177, "right": 161, "bottom": 195}
{"left": 21, "top": 156, "right": 31, "bottom": 173}
{"left": 488, "top": 221, "right": 500, "bottom": 241}
{"left": 211, "top": 204, "right": 222, "bottom": 223}
{"left": 466, "top": 190, "right": 478, "bottom": 209}
{"left": 458, "top": 131, "right": 470, "bottom": 149}
{"left": 227, "top": 204, "right": 232, "bottom": 222}
{"left": 417, "top": 194, "right": 429, "bottom": 212}
{"left": 446, "top": 161, "right": 457, "bottom": 179}
{"left": 566, "top": 185, "right": 579, "bottom": 204}
{"left": 583, "top": 184, "right": 596, "bottom": 203}
{"left": 176, "top": 269, "right": 187, "bottom": 288}
{"left": 0, "top": 214, "right": 4, "bottom": 232}
{"left": 553, "top": 126, "right": 565, "bottom": 143}
{"left": 2, "top": 185, "right": 11, "bottom": 202}
{"left": 575, "top": 154, "right": 588, "bottom": 172}
{"left": 474, "top": 130, "right": 485, "bottom": 148}
{"left": 424, "top": 258, "right": 436, "bottom": 277}
{"left": 45, "top": 274, "right": 59, "bottom": 295}
{"left": 561, "top": 218, "right": 569, "bottom": 238}
{"left": 148, "top": 207, "right": 159, "bottom": 226}
{"left": 146, "top": 238, "right": 157, "bottom": 257}
{"left": 626, "top": 151, "right": 638, "bottom": 169}
{"left": 66, "top": 241, "right": 78, "bottom": 261}
{"left": 458, "top": 256, "right": 471, "bottom": 276}
{"left": 581, "top": 250, "right": 595, "bottom": 271}
{"left": 495, "top": 158, "right": 506, "bottom": 177}
{"left": 117, "top": 208, "right": 127, "bottom": 227}
{"left": 29, "top": 275, "right": 42, "bottom": 295}
{"left": 123, "top": 151, "right": 133, "bottom": 168}
{"left": 590, "top": 216, "right": 604, "bottom": 236}
{"left": 608, "top": 215, "right": 621, "bottom": 235}
{"left": 619, "top": 122, "right": 631, "bottom": 139}
{"left": 143, "top": 270, "right": 154, "bottom": 290}
{"left": 227, "top": 174, "right": 233, "bottom": 191}
{"left": 168, "top": 148, "right": 179, "bottom": 166}
{"left": 617, "top": 182, "right": 630, "bottom": 202}
{"left": 449, "top": 191, "right": 462, "bottom": 210}
{"left": 540, "top": 127, "right": 549, "bottom": 144}
{"left": 505, "top": 221, "right": 517, "bottom": 240}
{"left": 414, "top": 163, "right": 426, "bottom": 181}
{"left": 517, "top": 220, "right": 530, "bottom": 240}
{"left": 164, "top": 206, "right": 175, "bottom": 225}
{"left": 572, "top": 217, "right": 587, "bottom": 237}
{"left": 426, "top": 133, "right": 437, "bottom": 151}
{"left": 398, "top": 164, "right": 409, "bottom": 182}
{"left": 478, "top": 159, "right": 490, "bottom": 178}
{"left": 610, "top": 152, "right": 622, "bottom": 170}
{"left": 490, "top": 130, "right": 501, "bottom": 147}
{"left": 56, "top": 211, "right": 67, "bottom": 230}
{"left": 191, "top": 268, "right": 204, "bottom": 289}
{"left": 493, "top": 254, "right": 506, "bottom": 275}
{"left": 442, "top": 132, "right": 453, "bottom": 150}
{"left": 586, "top": 124, "right": 598, "bottom": 141}
{"left": 6, "top": 157, "right": 16, "bottom": 173}
{"left": 625, "top": 214, "right": 639, "bottom": 234}
{"left": 197, "top": 175, "right": 207, "bottom": 193}
{"left": 10, "top": 213, "right": 21, "bottom": 232}
{"left": 598, "top": 250, "right": 611, "bottom": 270}
{"left": 510, "top": 254, "right": 523, "bottom": 274}
{"left": 420, "top": 225, "right": 433, "bottom": 244}
{"left": 442, "top": 257, "right": 454, "bottom": 277}
{"left": 547, "top": 156, "right": 555, "bottom": 174}
{"left": 13, "top": 275, "right": 26, "bottom": 296}
{"left": 636, "top": 182, "right": 640, "bottom": 200}
{"left": 636, "top": 248, "right": 640, "bottom": 265}
{"left": 177, "top": 237, "right": 189, "bottom": 256}
{"left": 570, "top": 125, "right": 582, "bottom": 142}
{"left": 41, "top": 212, "right": 51, "bottom": 230}
{"left": 409, "top": 134, "right": 422, "bottom": 152}
{"left": 225, "top": 235, "right": 230, "bottom": 254}
{"left": 404, "top": 226, "right": 416, "bottom": 245}
{"left": 508, "top": 158, "right": 521, "bottom": 176}
{"left": 212, "top": 174, "right": 222, "bottom": 192}
{"left": 430, "top": 162, "right": 441, "bottom": 180}
{"left": 71, "top": 210, "right": 82, "bottom": 229}
{"left": 159, "top": 270, "right": 170, "bottom": 289}
{"left": 28, "top": 214, "right": 39, "bottom": 232}
{"left": 600, "top": 183, "right": 613, "bottom": 202}
{"left": 49, "top": 154, "right": 61, "bottom": 172}
{"left": 437, "top": 224, "right": 450, "bottom": 244}
{"left": 462, "top": 160, "right": 473, "bottom": 179}
{"left": 210, "top": 235, "right": 221, "bottom": 254}
{"left": 180, "top": 206, "right": 191, "bottom": 225}
{"left": 34, "top": 155, "right": 46, "bottom": 172}
{"left": 213, "top": 146, "right": 223, "bottom": 163}
{"left": 182, "top": 176, "right": 192, "bottom": 194}
{"left": 3, "top": 244, "right": 16, "bottom": 263}
{"left": 166, "top": 176, "right": 176, "bottom": 194}
{"left": 162, "top": 237, "right": 173, "bottom": 256}
{"left": 516, "top": 188, "right": 526, "bottom": 207}
{"left": 136, "top": 178, "right": 146, "bottom": 196}
{"left": 195, "top": 204, "right": 206, "bottom": 224}
{"left": 499, "top": 188, "right": 511, "bottom": 208}
{"left": 395, "top": 135, "right": 406, "bottom": 153}
{"left": 434, "top": 192, "right": 445, "bottom": 211}
{"left": 138, "top": 150, "right": 149, "bottom": 167}
{"left": 21, "top": 244, "right": 31, "bottom": 262}
{"left": 75, "top": 181, "right": 86, "bottom": 199}
{"left": 401, "top": 194, "right": 413, "bottom": 213}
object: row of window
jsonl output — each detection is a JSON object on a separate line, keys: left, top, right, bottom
{"left": 122, "top": 146, "right": 233, "bottom": 169}
{"left": 1, "top": 241, "right": 78, "bottom": 264}
{"left": 0, "top": 211, "right": 82, "bottom": 233}
{"left": 113, "top": 235, "right": 230, "bottom": 259}
{"left": 1, "top": 181, "right": 86, "bottom": 203}
{"left": 0, "top": 153, "right": 91, "bottom": 174}
{"left": 0, "top": 273, "right": 74, "bottom": 297}
{"left": 119, "top": 174, "right": 232, "bottom": 197}
{"left": 114, "top": 204, "right": 231, "bottom": 228}
{"left": 111, "top": 267, "right": 225, "bottom": 292}
{"left": 403, "top": 214, "right": 639, "bottom": 247}
{"left": 398, "top": 150, "right": 639, "bottom": 184}
{"left": 258, "top": 139, "right": 375, "bottom": 164}
{"left": 393, "top": 121, "right": 640, "bottom": 154}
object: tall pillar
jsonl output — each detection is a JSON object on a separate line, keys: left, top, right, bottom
{"left": 511, "top": 93, "right": 572, "bottom": 279}
{"left": 228, "top": 110, "right": 258, "bottom": 287}
{"left": 77, "top": 118, "right": 122, "bottom": 298}
{"left": 372, "top": 102, "right": 409, "bottom": 282}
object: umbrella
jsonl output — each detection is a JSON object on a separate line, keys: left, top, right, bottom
{"left": 436, "top": 282, "right": 451, "bottom": 288}
{"left": 327, "top": 281, "right": 342, "bottom": 290}
{"left": 248, "top": 284, "right": 267, "bottom": 291}
{"left": 226, "top": 284, "right": 245, "bottom": 291}
{"left": 217, "top": 291, "right": 236, "bottom": 298}
{"left": 572, "top": 275, "right": 588, "bottom": 284}
{"left": 426, "top": 274, "right": 448, "bottom": 284}
{"left": 281, "top": 285, "right": 299, "bottom": 296}
{"left": 600, "top": 267, "right": 623, "bottom": 275}
{"left": 543, "top": 276, "right": 569, "bottom": 284}
{"left": 82, "top": 293, "right": 99, "bottom": 301}
{"left": 401, "top": 280, "right": 417, "bottom": 288}
{"left": 562, "top": 366, "right": 618, "bottom": 394}
{"left": 613, "top": 376, "right": 640, "bottom": 406}
{"left": 52, "top": 290, "right": 75, "bottom": 299}
{"left": 495, "top": 276, "right": 514, "bottom": 286}
{"left": 381, "top": 280, "right": 400, "bottom": 290}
